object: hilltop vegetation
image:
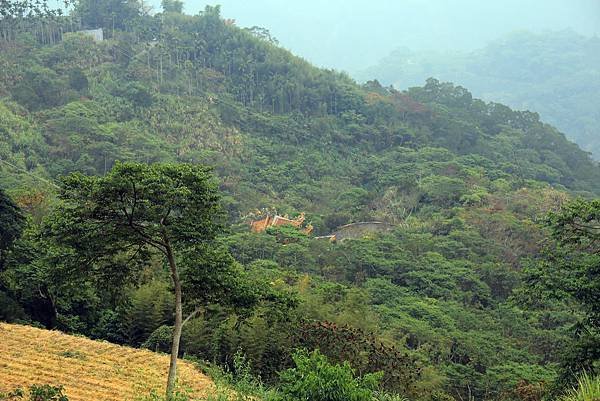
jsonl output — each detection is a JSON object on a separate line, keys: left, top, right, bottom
{"left": 0, "top": 2, "right": 599, "bottom": 401}
{"left": 357, "top": 30, "right": 600, "bottom": 159}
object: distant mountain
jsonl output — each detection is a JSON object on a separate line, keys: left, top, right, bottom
{"left": 357, "top": 30, "right": 600, "bottom": 159}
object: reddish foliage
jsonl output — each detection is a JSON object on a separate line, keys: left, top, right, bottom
{"left": 297, "top": 321, "right": 421, "bottom": 393}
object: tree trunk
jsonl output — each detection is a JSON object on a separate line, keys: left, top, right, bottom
{"left": 164, "top": 237, "right": 182, "bottom": 400}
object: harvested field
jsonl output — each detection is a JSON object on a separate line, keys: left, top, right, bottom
{"left": 0, "top": 323, "right": 213, "bottom": 400}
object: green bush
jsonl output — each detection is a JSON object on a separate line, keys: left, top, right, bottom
{"left": 142, "top": 325, "right": 174, "bottom": 353}
{"left": 197, "top": 351, "right": 281, "bottom": 401}
{"left": 430, "top": 390, "right": 456, "bottom": 401}
{"left": 0, "top": 388, "right": 23, "bottom": 401}
{"left": 558, "top": 372, "right": 600, "bottom": 401}
{"left": 278, "top": 349, "right": 382, "bottom": 401}
{"left": 374, "top": 393, "right": 409, "bottom": 401}
{"left": 0, "top": 385, "right": 68, "bottom": 401}
{"left": 139, "top": 389, "right": 192, "bottom": 401}
{"left": 28, "top": 386, "right": 68, "bottom": 401}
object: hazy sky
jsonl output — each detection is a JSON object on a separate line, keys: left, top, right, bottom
{"left": 144, "top": 0, "right": 600, "bottom": 72}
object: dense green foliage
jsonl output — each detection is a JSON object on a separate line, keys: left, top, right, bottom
{"left": 47, "top": 161, "right": 273, "bottom": 396}
{"left": 0, "top": 2, "right": 599, "bottom": 401}
{"left": 278, "top": 349, "right": 382, "bottom": 401}
{"left": 358, "top": 30, "right": 600, "bottom": 159}
{"left": 521, "top": 198, "right": 600, "bottom": 388}
{"left": 0, "top": 187, "right": 25, "bottom": 268}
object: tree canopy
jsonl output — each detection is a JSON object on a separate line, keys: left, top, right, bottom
{"left": 0, "top": 188, "right": 25, "bottom": 270}
{"left": 49, "top": 162, "right": 244, "bottom": 397}
{"left": 523, "top": 198, "right": 600, "bottom": 386}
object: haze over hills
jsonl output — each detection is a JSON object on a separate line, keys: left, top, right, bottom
{"left": 1, "top": 2, "right": 599, "bottom": 401}
{"left": 357, "top": 30, "right": 600, "bottom": 159}
{"left": 135, "top": 1, "right": 600, "bottom": 159}
{"left": 141, "top": 0, "right": 600, "bottom": 72}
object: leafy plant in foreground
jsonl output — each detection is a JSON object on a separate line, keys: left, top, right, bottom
{"left": 558, "top": 372, "right": 600, "bottom": 401}
{"left": 278, "top": 349, "right": 382, "bottom": 401}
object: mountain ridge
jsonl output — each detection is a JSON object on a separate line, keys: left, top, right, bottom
{"left": 357, "top": 30, "right": 600, "bottom": 159}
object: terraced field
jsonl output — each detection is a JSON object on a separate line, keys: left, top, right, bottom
{"left": 0, "top": 323, "right": 213, "bottom": 400}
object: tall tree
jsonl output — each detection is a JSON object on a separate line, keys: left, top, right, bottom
{"left": 73, "top": 0, "right": 141, "bottom": 33}
{"left": 0, "top": 188, "right": 25, "bottom": 271}
{"left": 524, "top": 198, "right": 600, "bottom": 385}
{"left": 0, "top": 0, "right": 70, "bottom": 42}
{"left": 49, "top": 162, "right": 236, "bottom": 398}
{"left": 0, "top": 0, "right": 70, "bottom": 20}
{"left": 161, "top": 0, "right": 183, "bottom": 13}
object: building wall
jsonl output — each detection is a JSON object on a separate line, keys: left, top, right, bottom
{"left": 332, "top": 222, "right": 395, "bottom": 241}
{"left": 79, "top": 28, "right": 104, "bottom": 42}
{"left": 250, "top": 216, "right": 272, "bottom": 233}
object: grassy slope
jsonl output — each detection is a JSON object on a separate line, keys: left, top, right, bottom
{"left": 0, "top": 323, "right": 213, "bottom": 401}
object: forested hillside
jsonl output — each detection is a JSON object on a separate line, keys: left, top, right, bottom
{"left": 357, "top": 30, "right": 600, "bottom": 159}
{"left": 1, "top": 3, "right": 599, "bottom": 401}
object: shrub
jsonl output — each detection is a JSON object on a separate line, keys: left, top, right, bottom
{"left": 0, "top": 385, "right": 68, "bottom": 401}
{"left": 430, "top": 390, "right": 456, "bottom": 401}
{"left": 278, "top": 349, "right": 382, "bottom": 401}
{"left": 139, "top": 389, "right": 191, "bottom": 401}
{"left": 142, "top": 325, "right": 174, "bottom": 353}
{"left": 374, "top": 392, "right": 409, "bottom": 401}
{"left": 297, "top": 321, "right": 421, "bottom": 393}
{"left": 28, "top": 385, "right": 68, "bottom": 401}
{"left": 0, "top": 388, "right": 23, "bottom": 401}
{"left": 558, "top": 372, "right": 600, "bottom": 401}
{"left": 197, "top": 351, "right": 281, "bottom": 401}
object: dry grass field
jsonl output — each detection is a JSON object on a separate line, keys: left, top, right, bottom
{"left": 0, "top": 323, "right": 214, "bottom": 401}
